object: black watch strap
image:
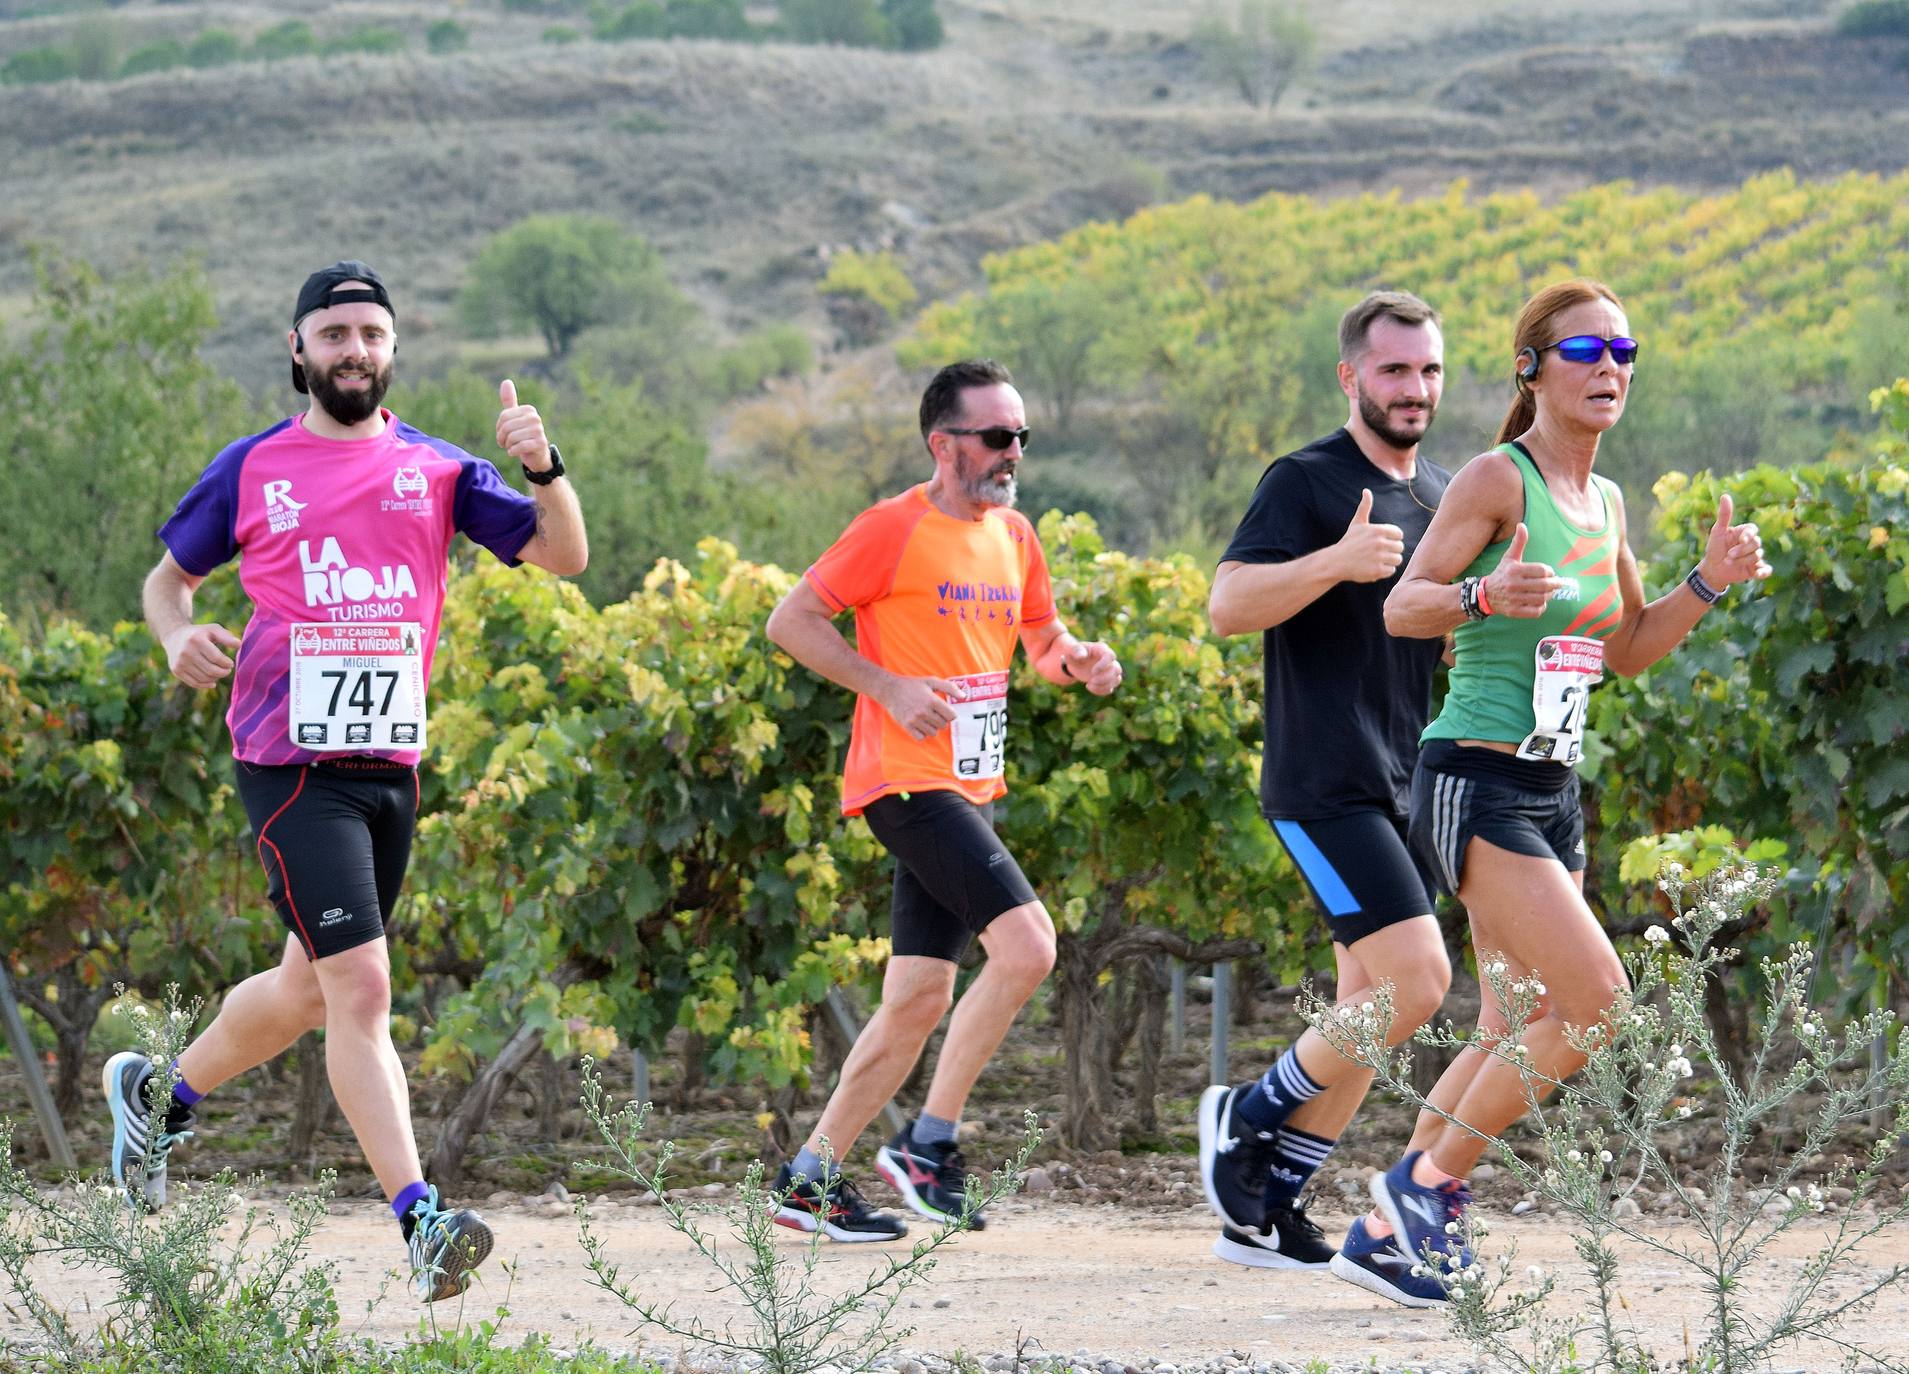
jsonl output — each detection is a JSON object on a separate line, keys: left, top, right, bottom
{"left": 523, "top": 444, "right": 565, "bottom": 486}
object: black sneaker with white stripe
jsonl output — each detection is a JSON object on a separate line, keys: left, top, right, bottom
{"left": 1210, "top": 1198, "right": 1335, "bottom": 1270}
{"left": 770, "top": 1162, "right": 908, "bottom": 1242}
{"left": 1197, "top": 1083, "right": 1282, "bottom": 1233}
{"left": 102, "top": 1051, "right": 193, "bottom": 1212}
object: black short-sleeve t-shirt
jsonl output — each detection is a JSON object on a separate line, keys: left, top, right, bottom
{"left": 1219, "top": 428, "right": 1451, "bottom": 820}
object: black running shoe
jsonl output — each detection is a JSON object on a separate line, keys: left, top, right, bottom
{"left": 874, "top": 1128, "right": 987, "bottom": 1230}
{"left": 102, "top": 1051, "right": 193, "bottom": 1212}
{"left": 1197, "top": 1083, "right": 1282, "bottom": 1233}
{"left": 406, "top": 1186, "right": 494, "bottom": 1303}
{"left": 1211, "top": 1197, "right": 1335, "bottom": 1270}
{"left": 771, "top": 1162, "right": 908, "bottom": 1243}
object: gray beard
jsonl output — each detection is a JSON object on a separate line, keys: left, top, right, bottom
{"left": 962, "top": 465, "right": 1018, "bottom": 509}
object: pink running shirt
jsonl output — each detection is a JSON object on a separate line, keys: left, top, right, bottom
{"left": 159, "top": 411, "right": 538, "bottom": 765}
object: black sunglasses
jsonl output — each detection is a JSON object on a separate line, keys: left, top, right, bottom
{"left": 940, "top": 426, "right": 1030, "bottom": 451}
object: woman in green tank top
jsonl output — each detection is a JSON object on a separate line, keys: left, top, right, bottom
{"left": 1334, "top": 281, "right": 1772, "bottom": 1296}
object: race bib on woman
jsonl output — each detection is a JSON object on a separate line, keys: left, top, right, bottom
{"left": 1516, "top": 636, "right": 1603, "bottom": 765}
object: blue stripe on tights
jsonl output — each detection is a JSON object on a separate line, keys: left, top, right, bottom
{"left": 1271, "top": 819, "right": 1360, "bottom": 917}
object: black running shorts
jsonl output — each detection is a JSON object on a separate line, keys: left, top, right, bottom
{"left": 1266, "top": 809, "right": 1437, "bottom": 947}
{"left": 861, "top": 790, "right": 1039, "bottom": 963}
{"left": 1408, "top": 739, "right": 1585, "bottom": 898}
{"left": 233, "top": 757, "right": 419, "bottom": 961}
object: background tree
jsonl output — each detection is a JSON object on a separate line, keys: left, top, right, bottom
{"left": 779, "top": 0, "right": 888, "bottom": 46}
{"left": 0, "top": 255, "right": 251, "bottom": 629}
{"left": 458, "top": 214, "right": 692, "bottom": 359}
{"left": 1191, "top": 0, "right": 1317, "bottom": 111}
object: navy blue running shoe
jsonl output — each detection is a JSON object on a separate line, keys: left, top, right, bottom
{"left": 1370, "top": 1151, "right": 1474, "bottom": 1278}
{"left": 1197, "top": 1083, "right": 1282, "bottom": 1233}
{"left": 1328, "top": 1214, "right": 1449, "bottom": 1308}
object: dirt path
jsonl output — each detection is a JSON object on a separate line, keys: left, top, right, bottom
{"left": 22, "top": 1196, "right": 1907, "bottom": 1368}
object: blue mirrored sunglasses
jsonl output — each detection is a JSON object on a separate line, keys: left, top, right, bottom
{"left": 1546, "top": 335, "right": 1639, "bottom": 365}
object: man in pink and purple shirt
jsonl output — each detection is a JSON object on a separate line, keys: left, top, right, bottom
{"left": 104, "top": 260, "right": 587, "bottom": 1302}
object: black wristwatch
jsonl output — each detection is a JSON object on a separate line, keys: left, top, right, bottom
{"left": 523, "top": 445, "right": 566, "bottom": 486}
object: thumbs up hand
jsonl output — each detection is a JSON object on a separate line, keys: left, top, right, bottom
{"left": 1698, "top": 493, "right": 1771, "bottom": 589}
{"left": 1483, "top": 522, "right": 1565, "bottom": 618}
{"left": 1334, "top": 488, "right": 1407, "bottom": 584}
{"left": 496, "top": 378, "right": 553, "bottom": 472}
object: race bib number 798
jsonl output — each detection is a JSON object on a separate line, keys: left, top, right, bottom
{"left": 949, "top": 671, "right": 1009, "bottom": 781}
{"left": 287, "top": 622, "right": 427, "bottom": 752}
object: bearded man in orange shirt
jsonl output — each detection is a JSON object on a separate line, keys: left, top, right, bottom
{"left": 764, "top": 359, "right": 1123, "bottom": 1240}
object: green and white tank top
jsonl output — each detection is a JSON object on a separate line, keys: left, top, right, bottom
{"left": 1421, "top": 443, "right": 1623, "bottom": 766}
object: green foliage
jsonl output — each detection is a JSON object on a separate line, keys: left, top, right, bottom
{"left": 1591, "top": 387, "right": 1909, "bottom": 1000}
{"left": 2, "top": 45, "right": 77, "bottom": 84}
{"left": 594, "top": 1, "right": 666, "bottom": 39}
{"left": 909, "top": 172, "right": 1909, "bottom": 545}
{"left": 459, "top": 214, "right": 689, "bottom": 358}
{"left": 881, "top": 0, "right": 942, "bottom": 50}
{"left": 710, "top": 323, "right": 815, "bottom": 397}
{"left": 818, "top": 249, "right": 918, "bottom": 346}
{"left": 1838, "top": 0, "right": 1909, "bottom": 36}
{"left": 119, "top": 38, "right": 185, "bottom": 76}
{"left": 1309, "top": 862, "right": 1909, "bottom": 1372}
{"left": 1191, "top": 0, "right": 1317, "bottom": 109}
{"left": 427, "top": 19, "right": 471, "bottom": 53}
{"left": 779, "top": 0, "right": 889, "bottom": 46}
{"left": 665, "top": 0, "right": 749, "bottom": 38}
{"left": 326, "top": 25, "right": 407, "bottom": 55}
{"left": 543, "top": 24, "right": 584, "bottom": 42}
{"left": 69, "top": 15, "right": 121, "bottom": 79}
{"left": 408, "top": 542, "right": 894, "bottom": 1085}
{"left": 249, "top": 20, "right": 317, "bottom": 60}
{"left": 577, "top": 1064, "right": 1039, "bottom": 1374}
{"left": 186, "top": 28, "right": 241, "bottom": 67}
{"left": 0, "top": 996, "right": 344, "bottom": 1370}
{"left": 0, "top": 255, "right": 252, "bottom": 628}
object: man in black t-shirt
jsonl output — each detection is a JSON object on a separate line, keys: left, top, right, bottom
{"left": 1195, "top": 291, "right": 1464, "bottom": 1305}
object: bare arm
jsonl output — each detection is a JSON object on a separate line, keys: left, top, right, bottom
{"left": 1019, "top": 617, "right": 1122, "bottom": 694}
{"left": 1209, "top": 488, "right": 1403, "bottom": 637}
{"left": 765, "top": 577, "right": 957, "bottom": 740}
{"left": 143, "top": 552, "right": 241, "bottom": 689}
{"left": 1601, "top": 491, "right": 1770, "bottom": 677}
{"left": 1384, "top": 452, "right": 1561, "bottom": 638}
{"left": 516, "top": 477, "right": 588, "bottom": 577}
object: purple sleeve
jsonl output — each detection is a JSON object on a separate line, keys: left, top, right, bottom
{"left": 157, "top": 430, "right": 274, "bottom": 576}
{"left": 452, "top": 452, "right": 539, "bottom": 566}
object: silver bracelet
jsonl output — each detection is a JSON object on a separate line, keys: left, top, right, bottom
{"left": 1685, "top": 566, "right": 1724, "bottom": 605}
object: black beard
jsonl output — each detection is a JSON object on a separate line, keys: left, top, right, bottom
{"left": 1359, "top": 390, "right": 1435, "bottom": 450}
{"left": 309, "top": 359, "right": 392, "bottom": 427}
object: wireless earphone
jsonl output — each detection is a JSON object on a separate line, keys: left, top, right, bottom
{"left": 1516, "top": 346, "right": 1540, "bottom": 381}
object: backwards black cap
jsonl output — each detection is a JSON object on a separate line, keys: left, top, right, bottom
{"left": 290, "top": 260, "right": 395, "bottom": 394}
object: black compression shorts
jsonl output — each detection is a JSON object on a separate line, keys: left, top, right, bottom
{"left": 861, "top": 790, "right": 1038, "bottom": 963}
{"left": 233, "top": 757, "right": 419, "bottom": 961}
{"left": 1266, "top": 810, "right": 1437, "bottom": 947}
{"left": 1408, "top": 739, "right": 1585, "bottom": 898}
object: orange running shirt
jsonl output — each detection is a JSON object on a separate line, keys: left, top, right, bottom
{"left": 804, "top": 484, "right": 1056, "bottom": 815}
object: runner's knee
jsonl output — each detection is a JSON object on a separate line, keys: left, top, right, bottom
{"left": 984, "top": 904, "right": 1055, "bottom": 993}
{"left": 1387, "top": 960, "right": 1452, "bottom": 1036}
